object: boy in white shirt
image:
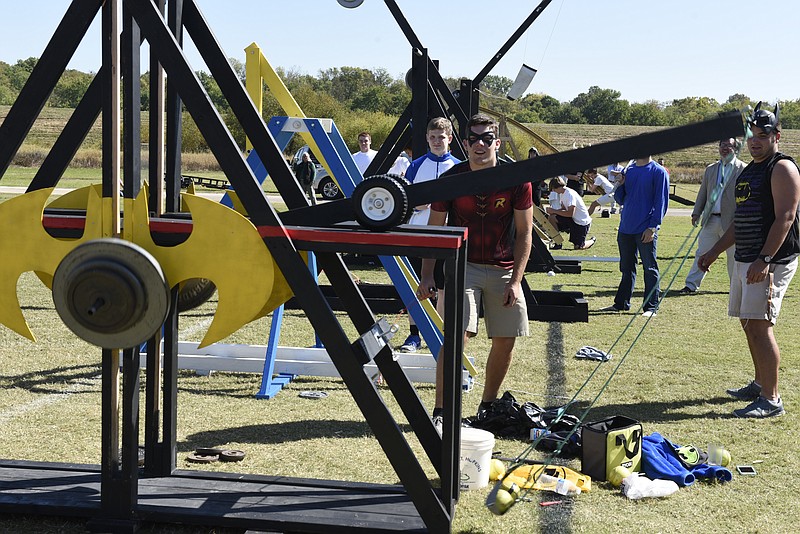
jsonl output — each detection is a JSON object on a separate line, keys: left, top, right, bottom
{"left": 352, "top": 132, "right": 378, "bottom": 175}
{"left": 546, "top": 177, "right": 595, "bottom": 249}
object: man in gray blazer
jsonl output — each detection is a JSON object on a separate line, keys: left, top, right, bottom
{"left": 679, "top": 138, "right": 746, "bottom": 293}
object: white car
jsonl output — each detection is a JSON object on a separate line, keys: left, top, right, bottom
{"left": 291, "top": 146, "right": 344, "bottom": 200}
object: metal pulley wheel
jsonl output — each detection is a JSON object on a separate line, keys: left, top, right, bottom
{"left": 337, "top": 0, "right": 364, "bottom": 8}
{"left": 351, "top": 174, "right": 410, "bottom": 231}
{"left": 52, "top": 238, "right": 170, "bottom": 349}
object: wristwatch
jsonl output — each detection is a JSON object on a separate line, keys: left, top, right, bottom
{"left": 758, "top": 254, "right": 772, "bottom": 264}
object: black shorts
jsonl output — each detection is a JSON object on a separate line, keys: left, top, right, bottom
{"left": 554, "top": 215, "right": 590, "bottom": 247}
{"left": 409, "top": 256, "right": 445, "bottom": 290}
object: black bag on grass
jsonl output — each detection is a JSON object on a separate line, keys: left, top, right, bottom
{"left": 581, "top": 415, "right": 642, "bottom": 481}
{"left": 464, "top": 392, "right": 582, "bottom": 456}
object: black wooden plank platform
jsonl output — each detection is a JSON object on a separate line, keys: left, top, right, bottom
{"left": 0, "top": 460, "right": 428, "bottom": 533}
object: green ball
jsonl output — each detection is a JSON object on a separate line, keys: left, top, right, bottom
{"left": 609, "top": 465, "right": 632, "bottom": 487}
{"left": 489, "top": 489, "right": 515, "bottom": 515}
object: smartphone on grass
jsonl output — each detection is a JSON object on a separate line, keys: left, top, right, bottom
{"left": 736, "top": 465, "right": 757, "bottom": 475}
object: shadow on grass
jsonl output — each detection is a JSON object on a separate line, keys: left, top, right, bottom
{"left": 571, "top": 395, "right": 737, "bottom": 425}
{"left": 662, "top": 290, "right": 730, "bottom": 297}
{"left": 0, "top": 363, "right": 101, "bottom": 394}
{"left": 182, "top": 419, "right": 379, "bottom": 451}
{"left": 179, "top": 310, "right": 216, "bottom": 318}
{"left": 175, "top": 374, "right": 356, "bottom": 399}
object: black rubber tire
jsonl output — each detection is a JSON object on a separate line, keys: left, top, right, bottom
{"left": 387, "top": 173, "right": 413, "bottom": 224}
{"left": 318, "top": 177, "right": 343, "bottom": 200}
{"left": 177, "top": 278, "right": 217, "bottom": 312}
{"left": 352, "top": 175, "right": 409, "bottom": 231}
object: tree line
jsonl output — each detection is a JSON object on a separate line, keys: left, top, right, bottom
{"left": 3, "top": 56, "right": 798, "bottom": 152}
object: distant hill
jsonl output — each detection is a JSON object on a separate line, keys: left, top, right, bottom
{"left": 0, "top": 105, "right": 102, "bottom": 149}
{"left": 2, "top": 105, "right": 796, "bottom": 183}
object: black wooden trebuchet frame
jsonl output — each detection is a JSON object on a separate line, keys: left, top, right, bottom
{"left": 0, "top": 1, "right": 744, "bottom": 532}
{"left": 0, "top": 1, "right": 467, "bottom": 532}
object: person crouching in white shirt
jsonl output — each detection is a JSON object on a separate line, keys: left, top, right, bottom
{"left": 546, "top": 176, "right": 596, "bottom": 250}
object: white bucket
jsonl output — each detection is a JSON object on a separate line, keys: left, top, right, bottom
{"left": 459, "top": 427, "right": 495, "bottom": 490}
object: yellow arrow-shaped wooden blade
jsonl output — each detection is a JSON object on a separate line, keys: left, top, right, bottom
{"left": 130, "top": 189, "right": 281, "bottom": 348}
{"left": 1, "top": 185, "right": 296, "bottom": 349}
{"left": 0, "top": 187, "right": 104, "bottom": 340}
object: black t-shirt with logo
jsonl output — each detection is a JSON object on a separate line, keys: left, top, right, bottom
{"left": 734, "top": 152, "right": 800, "bottom": 264}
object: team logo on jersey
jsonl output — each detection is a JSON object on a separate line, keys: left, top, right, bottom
{"left": 736, "top": 182, "right": 751, "bottom": 205}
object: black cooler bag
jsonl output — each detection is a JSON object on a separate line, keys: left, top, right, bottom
{"left": 581, "top": 415, "right": 642, "bottom": 481}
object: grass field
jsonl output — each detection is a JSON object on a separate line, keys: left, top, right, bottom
{"left": 2, "top": 105, "right": 799, "bottom": 532}
{"left": 1, "top": 204, "right": 799, "bottom": 533}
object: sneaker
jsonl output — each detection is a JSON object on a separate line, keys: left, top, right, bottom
{"left": 610, "top": 208, "right": 617, "bottom": 214}
{"left": 432, "top": 415, "right": 443, "bottom": 435}
{"left": 399, "top": 334, "right": 421, "bottom": 353}
{"left": 599, "top": 304, "right": 623, "bottom": 312}
{"left": 476, "top": 401, "right": 495, "bottom": 418}
{"left": 677, "top": 286, "right": 697, "bottom": 294}
{"left": 641, "top": 310, "right": 657, "bottom": 318}
{"left": 575, "top": 236, "right": 596, "bottom": 250}
{"left": 726, "top": 381, "right": 761, "bottom": 401}
{"left": 733, "top": 396, "right": 785, "bottom": 418}
{"left": 550, "top": 243, "right": 563, "bottom": 250}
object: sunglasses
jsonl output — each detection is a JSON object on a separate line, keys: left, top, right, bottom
{"left": 466, "top": 131, "right": 497, "bottom": 146}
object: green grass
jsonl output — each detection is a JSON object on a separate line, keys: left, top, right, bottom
{"left": 1, "top": 207, "right": 799, "bottom": 533}
{"left": 0, "top": 166, "right": 102, "bottom": 189}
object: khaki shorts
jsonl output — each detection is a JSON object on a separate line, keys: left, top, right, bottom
{"left": 464, "top": 262, "right": 529, "bottom": 337}
{"left": 729, "top": 258, "right": 798, "bottom": 324}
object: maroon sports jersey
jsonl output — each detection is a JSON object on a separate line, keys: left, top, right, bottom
{"left": 432, "top": 161, "right": 532, "bottom": 268}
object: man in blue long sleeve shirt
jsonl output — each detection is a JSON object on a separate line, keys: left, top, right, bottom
{"left": 601, "top": 156, "right": 669, "bottom": 316}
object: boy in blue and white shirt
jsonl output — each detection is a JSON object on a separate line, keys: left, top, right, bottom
{"left": 398, "top": 117, "right": 460, "bottom": 352}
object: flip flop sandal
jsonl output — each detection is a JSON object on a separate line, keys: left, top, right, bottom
{"left": 299, "top": 391, "right": 328, "bottom": 399}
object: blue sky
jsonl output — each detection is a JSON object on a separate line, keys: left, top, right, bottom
{"left": 2, "top": 1, "right": 798, "bottom": 105}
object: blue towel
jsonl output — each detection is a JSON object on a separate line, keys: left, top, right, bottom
{"left": 642, "top": 432, "right": 732, "bottom": 486}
